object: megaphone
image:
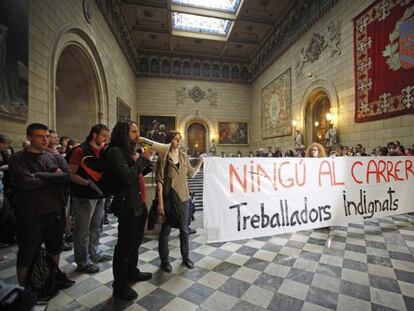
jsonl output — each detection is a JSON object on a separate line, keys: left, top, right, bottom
{"left": 138, "top": 137, "right": 170, "bottom": 159}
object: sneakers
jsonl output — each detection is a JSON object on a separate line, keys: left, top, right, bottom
{"left": 182, "top": 258, "right": 194, "bottom": 269}
{"left": 128, "top": 271, "right": 152, "bottom": 284}
{"left": 160, "top": 262, "right": 172, "bottom": 273}
{"left": 113, "top": 285, "right": 138, "bottom": 301}
{"left": 93, "top": 254, "right": 113, "bottom": 264}
{"left": 75, "top": 264, "right": 100, "bottom": 274}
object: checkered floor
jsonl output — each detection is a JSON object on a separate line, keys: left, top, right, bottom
{"left": 1, "top": 213, "right": 414, "bottom": 311}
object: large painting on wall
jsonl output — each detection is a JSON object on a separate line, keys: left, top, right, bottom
{"left": 0, "top": 0, "right": 28, "bottom": 121}
{"left": 117, "top": 97, "right": 131, "bottom": 122}
{"left": 218, "top": 121, "right": 249, "bottom": 145}
{"left": 354, "top": 0, "right": 414, "bottom": 122}
{"left": 261, "top": 68, "right": 292, "bottom": 139}
{"left": 139, "top": 115, "right": 176, "bottom": 143}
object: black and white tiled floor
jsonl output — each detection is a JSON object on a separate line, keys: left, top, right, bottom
{"left": 1, "top": 213, "right": 414, "bottom": 310}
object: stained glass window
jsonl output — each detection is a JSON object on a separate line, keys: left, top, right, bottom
{"left": 172, "top": 0, "right": 241, "bottom": 13}
{"left": 172, "top": 12, "right": 232, "bottom": 36}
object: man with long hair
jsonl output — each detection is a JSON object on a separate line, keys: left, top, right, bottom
{"left": 102, "top": 120, "right": 152, "bottom": 301}
{"left": 69, "top": 124, "right": 111, "bottom": 274}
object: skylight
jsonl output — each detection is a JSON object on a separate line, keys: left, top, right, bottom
{"left": 172, "top": 0, "right": 241, "bottom": 13}
{"left": 172, "top": 12, "right": 232, "bottom": 36}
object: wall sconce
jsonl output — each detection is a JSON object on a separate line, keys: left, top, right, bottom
{"left": 326, "top": 112, "right": 333, "bottom": 122}
{"left": 314, "top": 121, "right": 319, "bottom": 127}
{"left": 292, "top": 120, "right": 298, "bottom": 128}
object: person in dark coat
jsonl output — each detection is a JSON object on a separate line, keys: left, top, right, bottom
{"left": 102, "top": 120, "right": 152, "bottom": 301}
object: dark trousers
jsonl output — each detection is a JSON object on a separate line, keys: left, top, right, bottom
{"left": 112, "top": 206, "right": 148, "bottom": 289}
{"left": 158, "top": 200, "right": 190, "bottom": 263}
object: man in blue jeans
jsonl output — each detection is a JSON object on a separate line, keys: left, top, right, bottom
{"left": 69, "top": 124, "right": 112, "bottom": 273}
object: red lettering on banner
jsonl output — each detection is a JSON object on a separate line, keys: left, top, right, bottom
{"left": 366, "top": 160, "right": 378, "bottom": 184}
{"left": 377, "top": 160, "right": 387, "bottom": 183}
{"left": 257, "top": 164, "right": 276, "bottom": 191}
{"left": 229, "top": 163, "right": 247, "bottom": 193}
{"left": 405, "top": 159, "right": 413, "bottom": 180}
{"left": 351, "top": 161, "right": 363, "bottom": 184}
{"left": 278, "top": 161, "right": 294, "bottom": 188}
{"left": 394, "top": 160, "right": 404, "bottom": 181}
{"left": 332, "top": 161, "right": 345, "bottom": 186}
{"left": 319, "top": 160, "right": 333, "bottom": 186}
{"left": 387, "top": 161, "right": 397, "bottom": 182}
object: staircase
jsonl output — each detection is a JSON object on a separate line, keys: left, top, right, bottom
{"left": 188, "top": 171, "right": 204, "bottom": 210}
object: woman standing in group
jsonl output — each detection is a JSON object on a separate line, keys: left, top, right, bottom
{"left": 156, "top": 131, "right": 204, "bottom": 272}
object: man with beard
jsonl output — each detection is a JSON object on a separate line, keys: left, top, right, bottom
{"left": 69, "top": 124, "right": 112, "bottom": 273}
{"left": 102, "top": 120, "right": 152, "bottom": 301}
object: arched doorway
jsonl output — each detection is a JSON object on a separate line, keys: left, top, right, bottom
{"left": 55, "top": 45, "right": 99, "bottom": 141}
{"left": 304, "top": 91, "right": 331, "bottom": 147}
{"left": 187, "top": 123, "right": 207, "bottom": 156}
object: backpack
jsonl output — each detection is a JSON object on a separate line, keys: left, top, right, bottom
{"left": 26, "top": 247, "right": 74, "bottom": 299}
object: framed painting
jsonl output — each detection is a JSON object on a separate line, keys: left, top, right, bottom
{"left": 117, "top": 97, "right": 131, "bottom": 122}
{"left": 261, "top": 68, "right": 292, "bottom": 139}
{"left": 0, "top": 0, "right": 28, "bottom": 121}
{"left": 218, "top": 121, "right": 249, "bottom": 145}
{"left": 138, "top": 115, "right": 176, "bottom": 143}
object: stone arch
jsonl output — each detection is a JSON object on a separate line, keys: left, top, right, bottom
{"left": 299, "top": 79, "right": 339, "bottom": 146}
{"left": 48, "top": 25, "right": 108, "bottom": 129}
{"left": 178, "top": 114, "right": 215, "bottom": 153}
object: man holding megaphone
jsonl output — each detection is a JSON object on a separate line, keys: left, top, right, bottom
{"left": 102, "top": 120, "right": 153, "bottom": 301}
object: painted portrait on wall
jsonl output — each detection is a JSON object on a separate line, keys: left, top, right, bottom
{"left": 218, "top": 121, "right": 249, "bottom": 145}
{"left": 261, "top": 68, "right": 292, "bottom": 139}
{"left": 0, "top": 0, "right": 28, "bottom": 121}
{"left": 139, "top": 115, "right": 176, "bottom": 143}
{"left": 117, "top": 97, "right": 131, "bottom": 122}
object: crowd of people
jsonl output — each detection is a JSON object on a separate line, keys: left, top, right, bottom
{"left": 0, "top": 121, "right": 204, "bottom": 302}
{"left": 0, "top": 123, "right": 412, "bottom": 304}
{"left": 218, "top": 141, "right": 414, "bottom": 158}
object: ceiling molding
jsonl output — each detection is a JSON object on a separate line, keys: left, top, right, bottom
{"left": 96, "top": 0, "right": 341, "bottom": 83}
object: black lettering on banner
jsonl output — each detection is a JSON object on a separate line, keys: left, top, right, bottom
{"left": 228, "top": 198, "right": 332, "bottom": 232}
{"left": 342, "top": 187, "right": 399, "bottom": 219}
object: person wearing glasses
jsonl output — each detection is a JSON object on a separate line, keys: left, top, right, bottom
{"left": 9, "top": 123, "right": 74, "bottom": 289}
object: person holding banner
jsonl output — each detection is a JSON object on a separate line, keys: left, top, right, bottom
{"left": 156, "top": 131, "right": 205, "bottom": 273}
{"left": 305, "top": 142, "right": 327, "bottom": 158}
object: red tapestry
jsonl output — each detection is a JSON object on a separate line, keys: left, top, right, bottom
{"left": 354, "top": 0, "right": 414, "bottom": 122}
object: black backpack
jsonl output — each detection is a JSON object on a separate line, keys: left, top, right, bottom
{"left": 26, "top": 248, "right": 73, "bottom": 299}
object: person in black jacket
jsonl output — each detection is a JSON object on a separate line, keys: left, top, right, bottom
{"left": 102, "top": 120, "right": 152, "bottom": 301}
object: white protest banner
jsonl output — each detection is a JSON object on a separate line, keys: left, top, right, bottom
{"left": 203, "top": 157, "right": 414, "bottom": 243}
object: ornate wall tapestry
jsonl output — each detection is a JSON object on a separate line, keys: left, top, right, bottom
{"left": 0, "top": 0, "right": 28, "bottom": 121}
{"left": 261, "top": 68, "right": 292, "bottom": 139}
{"left": 354, "top": 0, "right": 414, "bottom": 122}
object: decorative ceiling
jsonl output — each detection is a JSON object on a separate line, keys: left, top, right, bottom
{"left": 96, "top": 0, "right": 340, "bottom": 83}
